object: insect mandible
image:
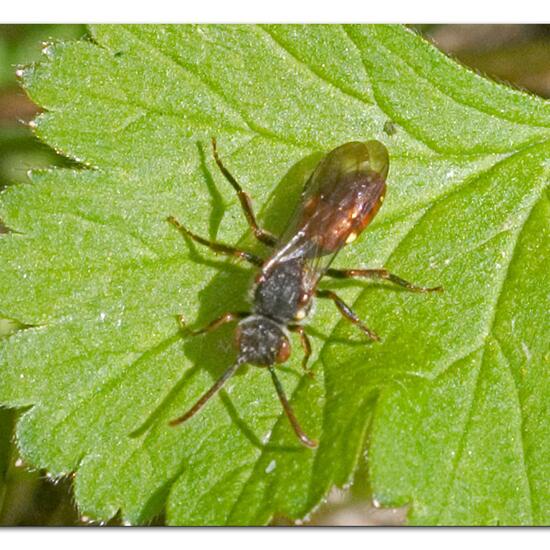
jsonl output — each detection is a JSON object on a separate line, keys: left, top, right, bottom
{"left": 167, "top": 139, "right": 441, "bottom": 447}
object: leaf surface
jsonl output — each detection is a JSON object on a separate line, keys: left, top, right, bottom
{"left": 0, "top": 24, "right": 548, "bottom": 525}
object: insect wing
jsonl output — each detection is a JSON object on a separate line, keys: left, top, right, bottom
{"left": 267, "top": 213, "right": 346, "bottom": 296}
{"left": 263, "top": 141, "right": 389, "bottom": 293}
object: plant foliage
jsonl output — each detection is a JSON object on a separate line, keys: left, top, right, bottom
{"left": 0, "top": 25, "right": 548, "bottom": 525}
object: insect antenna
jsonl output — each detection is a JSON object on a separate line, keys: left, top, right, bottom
{"left": 267, "top": 366, "right": 318, "bottom": 448}
{"left": 169, "top": 359, "right": 244, "bottom": 427}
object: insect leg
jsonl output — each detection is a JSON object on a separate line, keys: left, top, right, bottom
{"left": 289, "top": 325, "right": 314, "bottom": 378}
{"left": 167, "top": 215, "right": 263, "bottom": 267}
{"left": 326, "top": 268, "right": 442, "bottom": 293}
{"left": 268, "top": 366, "right": 318, "bottom": 448}
{"left": 177, "top": 311, "right": 248, "bottom": 337}
{"left": 169, "top": 359, "right": 244, "bottom": 426}
{"left": 211, "top": 137, "right": 278, "bottom": 247}
{"left": 316, "top": 289, "right": 380, "bottom": 342}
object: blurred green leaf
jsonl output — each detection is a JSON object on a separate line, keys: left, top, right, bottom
{"left": 0, "top": 25, "right": 86, "bottom": 88}
{"left": 0, "top": 25, "right": 86, "bottom": 187}
{"left": 0, "top": 24, "right": 548, "bottom": 526}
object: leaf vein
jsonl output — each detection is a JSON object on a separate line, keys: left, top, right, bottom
{"left": 372, "top": 27, "right": 550, "bottom": 130}
{"left": 119, "top": 26, "right": 321, "bottom": 151}
{"left": 437, "top": 190, "right": 542, "bottom": 522}
{"left": 259, "top": 26, "right": 373, "bottom": 106}
{"left": 493, "top": 336, "right": 534, "bottom": 523}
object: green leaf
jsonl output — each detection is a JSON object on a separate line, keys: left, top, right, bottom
{"left": 0, "top": 26, "right": 86, "bottom": 187}
{"left": 0, "top": 25, "right": 86, "bottom": 87}
{"left": 0, "top": 24, "right": 548, "bottom": 526}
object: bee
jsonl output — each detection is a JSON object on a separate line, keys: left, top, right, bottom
{"left": 167, "top": 139, "right": 441, "bottom": 447}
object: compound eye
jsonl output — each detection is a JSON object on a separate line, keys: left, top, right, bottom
{"left": 275, "top": 338, "right": 291, "bottom": 363}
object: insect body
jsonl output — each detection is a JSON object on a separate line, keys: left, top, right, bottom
{"left": 168, "top": 139, "right": 441, "bottom": 448}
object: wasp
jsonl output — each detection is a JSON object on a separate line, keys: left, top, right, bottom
{"left": 167, "top": 139, "right": 441, "bottom": 448}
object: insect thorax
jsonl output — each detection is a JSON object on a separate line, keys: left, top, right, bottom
{"left": 253, "top": 258, "right": 306, "bottom": 323}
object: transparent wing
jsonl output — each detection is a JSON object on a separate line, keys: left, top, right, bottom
{"left": 262, "top": 141, "right": 389, "bottom": 295}
{"left": 265, "top": 212, "right": 346, "bottom": 296}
